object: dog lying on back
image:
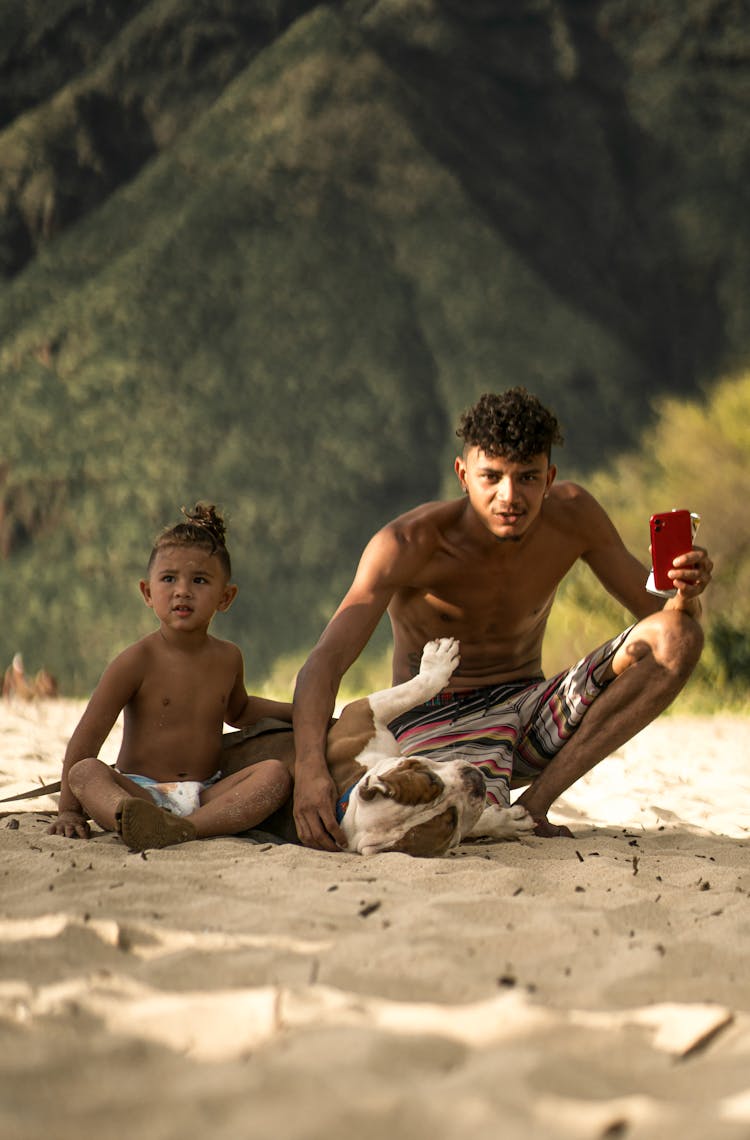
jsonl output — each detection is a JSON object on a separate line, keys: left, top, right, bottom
{"left": 223, "top": 638, "right": 534, "bottom": 856}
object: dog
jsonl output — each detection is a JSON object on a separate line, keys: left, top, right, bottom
{"left": 222, "top": 638, "right": 534, "bottom": 856}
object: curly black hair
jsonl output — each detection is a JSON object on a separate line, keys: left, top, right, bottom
{"left": 147, "top": 503, "right": 232, "bottom": 577}
{"left": 456, "top": 389, "right": 563, "bottom": 460}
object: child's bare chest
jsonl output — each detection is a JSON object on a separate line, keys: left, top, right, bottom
{"left": 137, "top": 655, "right": 234, "bottom": 725}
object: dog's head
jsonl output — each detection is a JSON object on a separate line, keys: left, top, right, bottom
{"left": 338, "top": 755, "right": 485, "bottom": 857}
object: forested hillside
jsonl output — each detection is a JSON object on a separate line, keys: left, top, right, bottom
{"left": 1, "top": 1, "right": 748, "bottom": 694}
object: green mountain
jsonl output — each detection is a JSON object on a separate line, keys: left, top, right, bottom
{"left": 1, "top": 1, "right": 748, "bottom": 693}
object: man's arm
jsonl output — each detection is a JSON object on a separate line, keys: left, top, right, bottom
{"left": 292, "top": 523, "right": 426, "bottom": 851}
{"left": 577, "top": 489, "right": 711, "bottom": 618}
{"left": 584, "top": 541, "right": 663, "bottom": 620}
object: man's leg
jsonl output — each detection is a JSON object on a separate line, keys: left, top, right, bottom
{"left": 515, "top": 610, "right": 703, "bottom": 835}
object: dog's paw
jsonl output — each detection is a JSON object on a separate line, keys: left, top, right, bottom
{"left": 506, "top": 803, "right": 537, "bottom": 835}
{"left": 469, "top": 803, "right": 536, "bottom": 841}
{"left": 419, "top": 638, "right": 460, "bottom": 685}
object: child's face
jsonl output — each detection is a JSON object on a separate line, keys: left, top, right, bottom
{"left": 140, "top": 545, "right": 237, "bottom": 633}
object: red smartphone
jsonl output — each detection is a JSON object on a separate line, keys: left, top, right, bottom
{"left": 649, "top": 510, "right": 694, "bottom": 591}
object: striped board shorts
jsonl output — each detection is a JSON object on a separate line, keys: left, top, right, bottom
{"left": 387, "top": 627, "right": 633, "bottom": 808}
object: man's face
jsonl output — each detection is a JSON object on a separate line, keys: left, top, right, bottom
{"left": 455, "top": 448, "right": 556, "bottom": 541}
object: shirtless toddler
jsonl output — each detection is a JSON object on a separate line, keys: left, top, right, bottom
{"left": 49, "top": 504, "right": 292, "bottom": 851}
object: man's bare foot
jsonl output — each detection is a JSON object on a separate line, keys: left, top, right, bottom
{"left": 530, "top": 815, "right": 575, "bottom": 838}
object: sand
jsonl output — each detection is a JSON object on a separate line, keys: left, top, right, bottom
{"left": 1, "top": 697, "right": 750, "bottom": 1140}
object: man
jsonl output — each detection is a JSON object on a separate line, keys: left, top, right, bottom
{"left": 292, "top": 389, "right": 712, "bottom": 850}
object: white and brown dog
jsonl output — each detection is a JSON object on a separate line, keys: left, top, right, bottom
{"left": 222, "top": 638, "right": 534, "bottom": 856}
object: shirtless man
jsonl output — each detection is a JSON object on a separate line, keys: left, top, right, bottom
{"left": 292, "top": 389, "right": 713, "bottom": 850}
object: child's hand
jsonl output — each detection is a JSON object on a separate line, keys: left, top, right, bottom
{"left": 48, "top": 811, "right": 90, "bottom": 840}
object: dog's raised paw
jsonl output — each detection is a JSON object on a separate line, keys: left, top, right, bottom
{"left": 419, "top": 638, "right": 460, "bottom": 684}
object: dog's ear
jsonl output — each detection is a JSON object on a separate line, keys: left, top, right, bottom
{"left": 385, "top": 805, "right": 459, "bottom": 857}
{"left": 359, "top": 758, "right": 443, "bottom": 806}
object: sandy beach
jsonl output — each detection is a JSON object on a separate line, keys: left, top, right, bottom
{"left": 1, "top": 697, "right": 750, "bottom": 1140}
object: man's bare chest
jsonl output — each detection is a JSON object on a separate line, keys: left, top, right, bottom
{"left": 407, "top": 547, "right": 572, "bottom": 619}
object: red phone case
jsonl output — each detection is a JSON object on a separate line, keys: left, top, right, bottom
{"left": 649, "top": 510, "right": 693, "bottom": 591}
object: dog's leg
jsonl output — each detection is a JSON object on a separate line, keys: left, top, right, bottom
{"left": 368, "top": 638, "right": 460, "bottom": 728}
{"left": 464, "top": 803, "right": 537, "bottom": 841}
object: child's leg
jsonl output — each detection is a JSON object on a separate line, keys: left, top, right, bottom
{"left": 116, "top": 760, "right": 292, "bottom": 852}
{"left": 68, "top": 757, "right": 153, "bottom": 831}
{"left": 188, "top": 758, "right": 292, "bottom": 838}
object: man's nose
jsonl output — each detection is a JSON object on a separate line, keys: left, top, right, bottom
{"left": 494, "top": 478, "right": 517, "bottom": 501}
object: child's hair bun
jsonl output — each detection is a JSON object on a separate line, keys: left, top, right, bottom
{"left": 181, "top": 503, "right": 227, "bottom": 547}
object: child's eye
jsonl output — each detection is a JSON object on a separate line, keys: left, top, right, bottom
{"left": 193, "top": 576, "right": 208, "bottom": 585}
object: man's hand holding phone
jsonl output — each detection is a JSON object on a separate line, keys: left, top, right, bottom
{"left": 647, "top": 509, "right": 712, "bottom": 609}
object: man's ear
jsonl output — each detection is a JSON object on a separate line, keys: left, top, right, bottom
{"left": 546, "top": 463, "right": 557, "bottom": 493}
{"left": 139, "top": 580, "right": 153, "bottom": 608}
{"left": 454, "top": 455, "right": 467, "bottom": 492}
{"left": 217, "top": 583, "right": 239, "bottom": 613}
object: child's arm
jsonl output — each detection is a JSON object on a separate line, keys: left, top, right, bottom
{"left": 50, "top": 647, "right": 143, "bottom": 838}
{"left": 235, "top": 694, "right": 294, "bottom": 725}
{"left": 223, "top": 647, "right": 293, "bottom": 728}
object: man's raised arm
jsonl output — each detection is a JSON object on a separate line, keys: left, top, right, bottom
{"left": 576, "top": 487, "right": 712, "bottom": 620}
